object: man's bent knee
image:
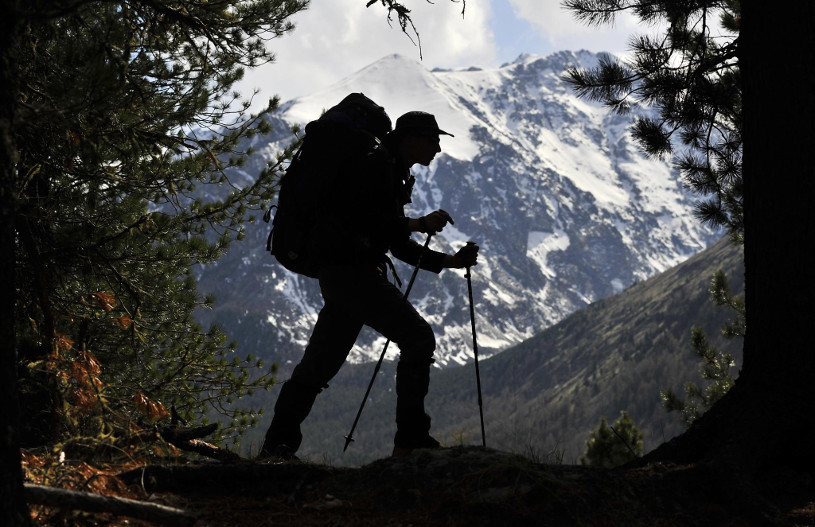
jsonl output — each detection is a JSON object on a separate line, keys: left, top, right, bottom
{"left": 398, "top": 322, "right": 436, "bottom": 365}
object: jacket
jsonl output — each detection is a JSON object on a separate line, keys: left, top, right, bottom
{"left": 326, "top": 143, "right": 446, "bottom": 274}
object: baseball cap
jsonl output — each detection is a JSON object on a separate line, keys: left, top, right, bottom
{"left": 393, "top": 111, "right": 454, "bottom": 137}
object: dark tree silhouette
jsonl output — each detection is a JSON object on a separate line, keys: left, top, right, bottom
{"left": 566, "top": 0, "right": 815, "bottom": 478}
{"left": 2, "top": 5, "right": 30, "bottom": 525}
{"left": 1, "top": 0, "right": 307, "bottom": 522}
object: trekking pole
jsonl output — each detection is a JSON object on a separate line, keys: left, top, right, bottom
{"left": 343, "top": 233, "right": 433, "bottom": 452}
{"left": 464, "top": 242, "right": 486, "bottom": 447}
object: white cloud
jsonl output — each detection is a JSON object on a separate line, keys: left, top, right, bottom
{"left": 508, "top": 0, "right": 642, "bottom": 55}
{"left": 237, "top": 0, "right": 661, "bottom": 110}
{"left": 240, "top": 0, "right": 496, "bottom": 108}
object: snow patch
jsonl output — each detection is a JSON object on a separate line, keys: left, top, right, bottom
{"left": 527, "top": 230, "right": 570, "bottom": 278}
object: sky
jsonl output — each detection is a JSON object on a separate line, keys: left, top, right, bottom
{"left": 238, "top": 0, "right": 646, "bottom": 112}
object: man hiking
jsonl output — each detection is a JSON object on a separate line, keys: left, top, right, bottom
{"left": 260, "top": 110, "right": 479, "bottom": 459}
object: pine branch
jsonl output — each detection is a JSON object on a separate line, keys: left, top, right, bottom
{"left": 561, "top": 0, "right": 628, "bottom": 26}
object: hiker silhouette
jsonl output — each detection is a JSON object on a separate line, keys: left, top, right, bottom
{"left": 260, "top": 109, "right": 479, "bottom": 459}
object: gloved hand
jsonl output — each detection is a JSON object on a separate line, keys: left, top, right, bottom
{"left": 450, "top": 241, "right": 479, "bottom": 269}
{"left": 418, "top": 209, "right": 454, "bottom": 234}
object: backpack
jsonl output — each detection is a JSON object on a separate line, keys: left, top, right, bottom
{"left": 264, "top": 93, "right": 392, "bottom": 278}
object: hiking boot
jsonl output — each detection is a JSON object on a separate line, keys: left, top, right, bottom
{"left": 256, "top": 443, "right": 300, "bottom": 463}
{"left": 392, "top": 432, "right": 441, "bottom": 457}
{"left": 260, "top": 380, "right": 319, "bottom": 461}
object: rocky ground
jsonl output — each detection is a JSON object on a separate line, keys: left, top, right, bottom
{"left": 103, "top": 446, "right": 814, "bottom": 526}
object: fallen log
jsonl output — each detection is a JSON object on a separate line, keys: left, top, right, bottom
{"left": 159, "top": 423, "right": 218, "bottom": 444}
{"left": 159, "top": 424, "right": 241, "bottom": 462}
{"left": 157, "top": 424, "right": 241, "bottom": 461}
{"left": 24, "top": 483, "right": 196, "bottom": 526}
{"left": 171, "top": 438, "right": 242, "bottom": 462}
{"left": 119, "top": 461, "right": 340, "bottom": 495}
{"left": 120, "top": 423, "right": 240, "bottom": 462}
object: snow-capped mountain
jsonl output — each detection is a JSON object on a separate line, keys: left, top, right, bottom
{"left": 197, "top": 50, "right": 718, "bottom": 370}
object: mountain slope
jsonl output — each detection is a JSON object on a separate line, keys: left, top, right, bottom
{"left": 197, "top": 50, "right": 719, "bottom": 370}
{"left": 430, "top": 236, "right": 744, "bottom": 462}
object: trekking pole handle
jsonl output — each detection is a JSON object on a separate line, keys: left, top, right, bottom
{"left": 463, "top": 240, "right": 477, "bottom": 278}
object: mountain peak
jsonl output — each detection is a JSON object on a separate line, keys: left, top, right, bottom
{"left": 502, "top": 49, "right": 604, "bottom": 73}
{"left": 352, "top": 53, "right": 429, "bottom": 80}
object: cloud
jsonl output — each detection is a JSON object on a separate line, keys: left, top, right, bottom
{"left": 508, "top": 0, "right": 643, "bottom": 55}
{"left": 240, "top": 0, "right": 496, "bottom": 107}
{"left": 236, "top": 0, "right": 658, "bottom": 109}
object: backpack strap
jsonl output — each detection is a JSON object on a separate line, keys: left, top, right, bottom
{"left": 382, "top": 255, "right": 402, "bottom": 288}
{"left": 264, "top": 205, "right": 275, "bottom": 251}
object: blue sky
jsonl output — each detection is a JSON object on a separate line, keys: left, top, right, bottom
{"left": 490, "top": 0, "right": 553, "bottom": 64}
{"left": 239, "top": 0, "right": 643, "bottom": 110}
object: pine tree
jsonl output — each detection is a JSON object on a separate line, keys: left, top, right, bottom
{"left": 563, "top": 0, "right": 742, "bottom": 240}
{"left": 564, "top": 0, "right": 815, "bottom": 479}
{"left": 10, "top": 0, "right": 307, "bottom": 448}
{"left": 580, "top": 411, "right": 643, "bottom": 468}
{"left": 661, "top": 271, "right": 742, "bottom": 427}
{"left": 2, "top": 2, "right": 31, "bottom": 523}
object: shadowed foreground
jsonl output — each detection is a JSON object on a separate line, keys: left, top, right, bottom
{"left": 114, "top": 447, "right": 813, "bottom": 526}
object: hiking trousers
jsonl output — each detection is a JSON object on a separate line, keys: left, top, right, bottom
{"left": 262, "top": 263, "right": 436, "bottom": 454}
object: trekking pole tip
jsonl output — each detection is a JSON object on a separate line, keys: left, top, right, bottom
{"left": 342, "top": 435, "right": 354, "bottom": 452}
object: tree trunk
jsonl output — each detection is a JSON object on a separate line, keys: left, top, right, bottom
{"left": 739, "top": 0, "right": 815, "bottom": 472}
{"left": 0, "top": 2, "right": 31, "bottom": 526}
{"left": 644, "top": 1, "right": 815, "bottom": 474}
